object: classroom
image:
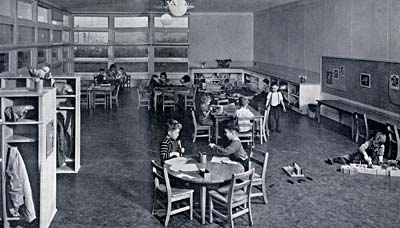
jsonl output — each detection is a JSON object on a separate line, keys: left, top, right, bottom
{"left": 0, "top": 0, "right": 399, "bottom": 227}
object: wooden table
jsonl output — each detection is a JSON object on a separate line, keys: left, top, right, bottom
{"left": 212, "top": 104, "right": 265, "bottom": 144}
{"left": 87, "top": 85, "right": 115, "bottom": 109}
{"left": 167, "top": 158, "right": 244, "bottom": 225}
{"left": 316, "top": 100, "right": 400, "bottom": 137}
{"left": 154, "top": 86, "right": 191, "bottom": 111}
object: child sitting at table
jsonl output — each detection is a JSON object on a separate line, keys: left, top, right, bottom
{"left": 235, "top": 97, "right": 254, "bottom": 133}
{"left": 116, "top": 67, "right": 128, "bottom": 86}
{"left": 198, "top": 95, "right": 214, "bottom": 127}
{"left": 160, "top": 119, "right": 185, "bottom": 165}
{"left": 209, "top": 122, "right": 248, "bottom": 169}
{"left": 326, "top": 132, "right": 386, "bottom": 166}
{"left": 159, "top": 72, "right": 170, "bottom": 86}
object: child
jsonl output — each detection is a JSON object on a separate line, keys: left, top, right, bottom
{"left": 265, "top": 82, "right": 286, "bottom": 132}
{"left": 159, "top": 119, "right": 185, "bottom": 165}
{"left": 209, "top": 122, "right": 248, "bottom": 169}
{"left": 180, "top": 75, "right": 191, "bottom": 87}
{"left": 147, "top": 74, "right": 162, "bottom": 94}
{"left": 116, "top": 67, "right": 128, "bottom": 86}
{"left": 198, "top": 95, "right": 214, "bottom": 127}
{"left": 235, "top": 97, "right": 254, "bottom": 133}
{"left": 326, "top": 132, "right": 386, "bottom": 166}
{"left": 159, "top": 72, "right": 169, "bottom": 86}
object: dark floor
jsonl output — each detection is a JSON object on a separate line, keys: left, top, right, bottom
{"left": 50, "top": 91, "right": 400, "bottom": 228}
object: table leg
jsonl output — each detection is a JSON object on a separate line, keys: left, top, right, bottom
{"left": 215, "top": 119, "right": 219, "bottom": 144}
{"left": 317, "top": 103, "right": 321, "bottom": 123}
{"left": 89, "top": 91, "right": 94, "bottom": 109}
{"left": 154, "top": 94, "right": 158, "bottom": 112}
{"left": 201, "top": 186, "right": 206, "bottom": 225}
{"left": 109, "top": 91, "right": 112, "bottom": 109}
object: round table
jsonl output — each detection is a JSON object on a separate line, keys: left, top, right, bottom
{"left": 167, "top": 159, "right": 244, "bottom": 225}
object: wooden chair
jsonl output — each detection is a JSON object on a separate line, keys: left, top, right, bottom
{"left": 162, "top": 90, "right": 176, "bottom": 112}
{"left": 93, "top": 90, "right": 107, "bottom": 109}
{"left": 184, "top": 87, "right": 197, "bottom": 111}
{"left": 248, "top": 147, "right": 269, "bottom": 204}
{"left": 354, "top": 112, "right": 369, "bottom": 143}
{"left": 217, "top": 98, "right": 230, "bottom": 105}
{"left": 151, "top": 160, "right": 194, "bottom": 226}
{"left": 386, "top": 122, "right": 400, "bottom": 160}
{"left": 123, "top": 75, "right": 131, "bottom": 91}
{"left": 137, "top": 87, "right": 150, "bottom": 110}
{"left": 191, "top": 109, "right": 211, "bottom": 143}
{"left": 237, "top": 117, "right": 255, "bottom": 146}
{"left": 111, "top": 85, "right": 120, "bottom": 108}
{"left": 208, "top": 169, "right": 255, "bottom": 228}
{"left": 80, "top": 87, "right": 89, "bottom": 109}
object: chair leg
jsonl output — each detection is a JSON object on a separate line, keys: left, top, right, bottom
{"left": 151, "top": 192, "right": 157, "bottom": 215}
{"left": 189, "top": 193, "right": 193, "bottom": 220}
{"left": 165, "top": 201, "right": 172, "bottom": 226}
{"left": 248, "top": 202, "right": 253, "bottom": 226}
{"left": 209, "top": 197, "right": 213, "bottom": 223}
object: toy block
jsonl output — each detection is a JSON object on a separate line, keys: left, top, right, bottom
{"left": 376, "top": 168, "right": 388, "bottom": 176}
{"left": 389, "top": 169, "right": 400, "bottom": 177}
{"left": 349, "top": 168, "right": 357, "bottom": 175}
{"left": 364, "top": 168, "right": 377, "bottom": 175}
{"left": 341, "top": 165, "right": 350, "bottom": 174}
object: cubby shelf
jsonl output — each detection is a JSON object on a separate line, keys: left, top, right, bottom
{"left": 3, "top": 120, "right": 40, "bottom": 125}
{"left": 57, "top": 107, "right": 75, "bottom": 110}
{"left": 56, "top": 95, "right": 76, "bottom": 98}
{"left": 6, "top": 134, "right": 37, "bottom": 143}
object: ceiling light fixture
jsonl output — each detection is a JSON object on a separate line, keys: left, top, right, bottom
{"left": 160, "top": 13, "right": 172, "bottom": 25}
{"left": 164, "top": 0, "right": 194, "bottom": 17}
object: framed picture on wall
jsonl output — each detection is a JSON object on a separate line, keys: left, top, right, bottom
{"left": 360, "top": 73, "right": 371, "bottom": 88}
{"left": 339, "top": 65, "right": 345, "bottom": 77}
{"left": 333, "top": 69, "right": 339, "bottom": 79}
{"left": 326, "top": 71, "right": 333, "bottom": 85}
{"left": 390, "top": 74, "right": 399, "bottom": 90}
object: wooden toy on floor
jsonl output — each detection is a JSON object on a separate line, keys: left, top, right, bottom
{"left": 283, "top": 162, "right": 305, "bottom": 177}
{"left": 341, "top": 163, "right": 400, "bottom": 177}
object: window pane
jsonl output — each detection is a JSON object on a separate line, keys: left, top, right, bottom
{"left": 154, "top": 62, "right": 188, "bottom": 72}
{"left": 0, "top": 53, "right": 9, "bottom": 73}
{"left": 17, "top": 50, "right": 31, "bottom": 69}
{"left": 63, "top": 47, "right": 69, "bottom": 59}
{"left": 114, "top": 31, "right": 147, "bottom": 43}
{"left": 52, "top": 9, "right": 63, "bottom": 24}
{"left": 52, "top": 48, "right": 59, "bottom": 62}
{"left": 37, "top": 48, "right": 47, "bottom": 64}
{"left": 38, "top": 28, "right": 50, "bottom": 43}
{"left": 154, "top": 17, "right": 188, "bottom": 28}
{"left": 114, "top": 17, "right": 148, "bottom": 28}
{"left": 62, "top": 31, "right": 70, "bottom": 43}
{"left": 74, "top": 46, "right": 108, "bottom": 58}
{"left": 53, "top": 30, "right": 62, "bottom": 43}
{"left": 74, "top": 16, "right": 108, "bottom": 28}
{"left": 0, "top": 24, "right": 13, "bottom": 45}
{"left": 63, "top": 15, "right": 70, "bottom": 27}
{"left": 63, "top": 62, "right": 69, "bottom": 73}
{"left": 18, "top": 26, "right": 34, "bottom": 44}
{"left": 0, "top": 0, "right": 11, "bottom": 16}
{"left": 74, "top": 32, "right": 108, "bottom": 43}
{"left": 154, "top": 47, "right": 188, "bottom": 58}
{"left": 52, "top": 64, "right": 62, "bottom": 75}
{"left": 114, "top": 46, "right": 148, "bottom": 58}
{"left": 38, "top": 6, "right": 49, "bottom": 23}
{"left": 115, "top": 62, "right": 148, "bottom": 72}
{"left": 18, "top": 1, "right": 32, "bottom": 20}
{"left": 74, "top": 62, "right": 108, "bottom": 72}
{"left": 154, "top": 32, "right": 188, "bottom": 43}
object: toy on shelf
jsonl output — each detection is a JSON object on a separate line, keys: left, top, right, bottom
{"left": 283, "top": 162, "right": 305, "bottom": 177}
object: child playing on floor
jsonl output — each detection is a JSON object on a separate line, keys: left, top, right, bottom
{"left": 209, "top": 122, "right": 248, "bottom": 169}
{"left": 326, "top": 132, "right": 386, "bottom": 166}
{"left": 159, "top": 119, "right": 185, "bottom": 165}
{"left": 235, "top": 97, "right": 254, "bottom": 133}
{"left": 265, "top": 82, "right": 286, "bottom": 132}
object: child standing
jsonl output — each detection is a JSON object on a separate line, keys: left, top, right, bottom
{"left": 265, "top": 82, "right": 286, "bottom": 132}
{"left": 159, "top": 120, "right": 185, "bottom": 165}
{"left": 209, "top": 122, "right": 248, "bottom": 169}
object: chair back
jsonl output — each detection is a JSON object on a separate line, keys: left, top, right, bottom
{"left": 263, "top": 108, "right": 270, "bottom": 130}
{"left": 227, "top": 169, "right": 254, "bottom": 206}
{"left": 354, "top": 112, "right": 369, "bottom": 142}
{"left": 237, "top": 116, "right": 254, "bottom": 133}
{"left": 112, "top": 85, "right": 120, "bottom": 97}
{"left": 217, "top": 98, "right": 229, "bottom": 105}
{"left": 386, "top": 122, "right": 400, "bottom": 160}
{"left": 151, "top": 160, "right": 171, "bottom": 198}
{"left": 248, "top": 148, "right": 269, "bottom": 181}
{"left": 191, "top": 109, "right": 198, "bottom": 128}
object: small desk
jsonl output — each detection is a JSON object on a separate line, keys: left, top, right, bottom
{"left": 167, "top": 159, "right": 244, "bottom": 225}
{"left": 154, "top": 86, "right": 191, "bottom": 111}
{"left": 87, "top": 85, "right": 115, "bottom": 109}
{"left": 316, "top": 100, "right": 400, "bottom": 137}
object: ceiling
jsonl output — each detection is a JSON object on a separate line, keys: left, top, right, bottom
{"left": 46, "top": 0, "right": 301, "bottom": 13}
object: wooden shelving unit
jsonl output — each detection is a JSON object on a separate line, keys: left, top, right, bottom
{"left": 52, "top": 76, "right": 81, "bottom": 174}
{"left": 0, "top": 88, "right": 57, "bottom": 228}
{"left": 191, "top": 68, "right": 244, "bottom": 92}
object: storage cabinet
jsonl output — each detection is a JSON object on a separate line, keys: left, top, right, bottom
{"left": 52, "top": 76, "right": 81, "bottom": 174}
{"left": 0, "top": 88, "right": 57, "bottom": 228}
{"left": 191, "top": 68, "right": 244, "bottom": 92}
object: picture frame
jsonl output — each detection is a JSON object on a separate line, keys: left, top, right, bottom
{"left": 390, "top": 74, "right": 399, "bottom": 90}
{"left": 326, "top": 71, "right": 333, "bottom": 85}
{"left": 360, "top": 73, "right": 371, "bottom": 88}
{"left": 339, "top": 65, "right": 345, "bottom": 77}
{"left": 333, "top": 68, "right": 339, "bottom": 79}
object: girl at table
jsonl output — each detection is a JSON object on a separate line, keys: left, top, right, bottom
{"left": 235, "top": 97, "right": 254, "bottom": 133}
{"left": 209, "top": 122, "right": 249, "bottom": 169}
{"left": 159, "top": 119, "right": 185, "bottom": 165}
{"left": 198, "top": 95, "right": 214, "bottom": 127}
{"left": 159, "top": 72, "right": 170, "bottom": 87}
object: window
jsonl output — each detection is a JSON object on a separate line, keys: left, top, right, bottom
{"left": 74, "top": 32, "right": 108, "bottom": 43}
{"left": 74, "top": 62, "right": 108, "bottom": 72}
{"left": 0, "top": 53, "right": 9, "bottom": 73}
{"left": 38, "top": 28, "right": 50, "bottom": 43}
{"left": 18, "top": 1, "right": 32, "bottom": 20}
{"left": 0, "top": 24, "right": 13, "bottom": 45}
{"left": 74, "top": 46, "right": 108, "bottom": 58}
{"left": 114, "top": 31, "right": 147, "bottom": 43}
{"left": 37, "top": 6, "right": 49, "bottom": 23}
{"left": 114, "top": 17, "right": 148, "bottom": 28}
{"left": 154, "top": 16, "right": 188, "bottom": 28}
{"left": 62, "top": 31, "right": 70, "bottom": 43}
{"left": 63, "top": 47, "right": 69, "bottom": 59}
{"left": 52, "top": 9, "right": 63, "bottom": 25}
{"left": 17, "top": 50, "right": 31, "bottom": 69}
{"left": 0, "top": 0, "right": 11, "bottom": 17}
{"left": 153, "top": 32, "right": 188, "bottom": 43}
{"left": 154, "top": 62, "right": 188, "bottom": 72}
{"left": 74, "top": 16, "right": 108, "bottom": 28}
{"left": 154, "top": 47, "right": 188, "bottom": 58}
{"left": 63, "top": 15, "right": 70, "bottom": 27}
{"left": 114, "top": 46, "right": 148, "bottom": 58}
{"left": 53, "top": 30, "right": 62, "bottom": 43}
{"left": 63, "top": 62, "right": 69, "bottom": 73}
{"left": 52, "top": 48, "right": 59, "bottom": 62}
{"left": 37, "top": 48, "right": 47, "bottom": 65}
{"left": 114, "top": 62, "right": 148, "bottom": 72}
{"left": 18, "top": 26, "right": 34, "bottom": 44}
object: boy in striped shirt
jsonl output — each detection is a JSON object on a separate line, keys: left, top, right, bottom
{"left": 159, "top": 119, "right": 185, "bottom": 165}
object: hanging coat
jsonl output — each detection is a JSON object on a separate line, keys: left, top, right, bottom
{"left": 5, "top": 146, "right": 36, "bottom": 223}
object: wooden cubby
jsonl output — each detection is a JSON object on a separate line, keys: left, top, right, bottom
{"left": 0, "top": 88, "right": 57, "bottom": 228}
{"left": 51, "top": 76, "right": 81, "bottom": 174}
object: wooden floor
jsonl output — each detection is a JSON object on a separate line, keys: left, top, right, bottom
{"left": 50, "top": 90, "right": 400, "bottom": 228}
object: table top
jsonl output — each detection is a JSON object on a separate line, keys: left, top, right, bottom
{"left": 317, "top": 99, "right": 400, "bottom": 127}
{"left": 167, "top": 158, "right": 244, "bottom": 185}
{"left": 212, "top": 104, "right": 263, "bottom": 118}
{"left": 87, "top": 85, "right": 116, "bottom": 91}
